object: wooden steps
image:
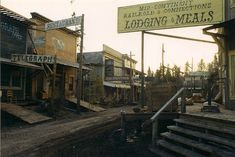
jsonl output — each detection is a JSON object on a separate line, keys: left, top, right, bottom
{"left": 150, "top": 114, "right": 235, "bottom": 157}
{"left": 168, "top": 125, "right": 235, "bottom": 149}
{"left": 149, "top": 146, "right": 176, "bottom": 157}
{"left": 161, "top": 132, "right": 234, "bottom": 157}
{"left": 158, "top": 140, "right": 206, "bottom": 157}
{"left": 174, "top": 118, "right": 235, "bottom": 138}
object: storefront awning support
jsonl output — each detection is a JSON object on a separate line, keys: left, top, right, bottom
{"left": 77, "top": 14, "right": 85, "bottom": 113}
{"left": 203, "top": 28, "right": 230, "bottom": 109}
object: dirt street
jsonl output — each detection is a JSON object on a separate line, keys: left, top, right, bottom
{"left": 1, "top": 106, "right": 135, "bottom": 157}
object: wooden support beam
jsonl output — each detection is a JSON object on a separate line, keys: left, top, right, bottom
{"left": 144, "top": 31, "right": 216, "bottom": 44}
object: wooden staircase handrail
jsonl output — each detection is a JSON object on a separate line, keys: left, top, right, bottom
{"left": 142, "top": 87, "right": 185, "bottom": 129}
{"left": 151, "top": 87, "right": 185, "bottom": 122}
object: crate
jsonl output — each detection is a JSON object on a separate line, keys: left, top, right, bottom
{"left": 146, "top": 83, "right": 178, "bottom": 112}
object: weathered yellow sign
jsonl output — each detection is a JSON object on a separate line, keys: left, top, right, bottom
{"left": 118, "top": 0, "right": 224, "bottom": 33}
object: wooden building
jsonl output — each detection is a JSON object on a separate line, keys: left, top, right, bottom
{"left": 83, "top": 44, "right": 141, "bottom": 105}
{"left": 30, "top": 12, "right": 90, "bottom": 105}
{"left": 203, "top": 1, "right": 235, "bottom": 110}
{"left": 0, "top": 6, "right": 42, "bottom": 102}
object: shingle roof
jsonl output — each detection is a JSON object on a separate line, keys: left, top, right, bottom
{"left": 0, "top": 5, "right": 35, "bottom": 25}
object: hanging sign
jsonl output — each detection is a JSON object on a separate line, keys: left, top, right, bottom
{"left": 11, "top": 54, "right": 55, "bottom": 63}
{"left": 118, "top": 0, "right": 224, "bottom": 33}
{"left": 45, "top": 16, "right": 81, "bottom": 31}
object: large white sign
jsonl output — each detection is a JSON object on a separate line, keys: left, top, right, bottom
{"left": 45, "top": 16, "right": 81, "bottom": 31}
{"left": 118, "top": 0, "right": 224, "bottom": 33}
{"left": 11, "top": 54, "right": 55, "bottom": 63}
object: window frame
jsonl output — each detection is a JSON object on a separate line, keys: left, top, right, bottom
{"left": 68, "top": 76, "right": 74, "bottom": 91}
{"left": 1, "top": 66, "right": 23, "bottom": 90}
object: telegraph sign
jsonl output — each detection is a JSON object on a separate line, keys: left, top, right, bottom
{"left": 11, "top": 54, "right": 55, "bottom": 63}
{"left": 118, "top": 0, "right": 224, "bottom": 33}
{"left": 45, "top": 16, "right": 81, "bottom": 31}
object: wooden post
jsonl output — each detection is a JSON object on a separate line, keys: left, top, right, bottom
{"left": 162, "top": 43, "right": 165, "bottom": 78}
{"left": 141, "top": 31, "right": 145, "bottom": 108}
{"left": 152, "top": 120, "right": 158, "bottom": 146}
{"left": 61, "top": 66, "right": 65, "bottom": 109}
{"left": 51, "top": 55, "right": 57, "bottom": 115}
{"left": 224, "top": 28, "right": 230, "bottom": 109}
{"left": 181, "top": 88, "right": 186, "bottom": 113}
{"left": 129, "top": 51, "right": 134, "bottom": 103}
{"left": 77, "top": 14, "right": 84, "bottom": 113}
{"left": 120, "top": 111, "right": 126, "bottom": 140}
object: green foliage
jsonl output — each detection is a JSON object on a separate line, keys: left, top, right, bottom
{"left": 184, "top": 61, "right": 191, "bottom": 76}
{"left": 149, "top": 64, "right": 183, "bottom": 84}
{"left": 147, "top": 66, "right": 154, "bottom": 77}
{"left": 197, "top": 58, "right": 206, "bottom": 71}
{"left": 207, "top": 54, "right": 219, "bottom": 75}
{"left": 165, "top": 64, "right": 172, "bottom": 81}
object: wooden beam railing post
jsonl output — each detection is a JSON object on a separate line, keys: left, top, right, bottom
{"left": 152, "top": 119, "right": 159, "bottom": 146}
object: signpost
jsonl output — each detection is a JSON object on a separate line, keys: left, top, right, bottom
{"left": 45, "top": 16, "right": 81, "bottom": 31}
{"left": 44, "top": 15, "right": 84, "bottom": 114}
{"left": 118, "top": 0, "right": 224, "bottom": 33}
{"left": 118, "top": 0, "right": 224, "bottom": 108}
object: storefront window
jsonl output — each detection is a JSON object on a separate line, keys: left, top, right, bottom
{"left": 12, "top": 70, "right": 22, "bottom": 87}
{"left": 230, "top": 54, "right": 235, "bottom": 98}
{"left": 0, "top": 65, "right": 22, "bottom": 89}
{"left": 1, "top": 70, "right": 11, "bottom": 86}
{"left": 69, "top": 76, "right": 74, "bottom": 91}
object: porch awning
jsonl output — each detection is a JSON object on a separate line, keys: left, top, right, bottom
{"left": 0, "top": 57, "right": 43, "bottom": 69}
{"left": 57, "top": 59, "right": 91, "bottom": 70}
{"left": 103, "top": 81, "right": 130, "bottom": 89}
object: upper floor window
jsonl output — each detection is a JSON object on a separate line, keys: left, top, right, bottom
{"left": 105, "top": 59, "right": 114, "bottom": 77}
{"left": 68, "top": 76, "right": 74, "bottom": 91}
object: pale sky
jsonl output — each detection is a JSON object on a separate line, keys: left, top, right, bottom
{"left": 1, "top": 0, "right": 218, "bottom": 72}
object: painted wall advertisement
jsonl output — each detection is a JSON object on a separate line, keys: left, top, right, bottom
{"left": 118, "top": 0, "right": 224, "bottom": 33}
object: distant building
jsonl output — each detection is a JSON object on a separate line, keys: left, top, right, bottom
{"left": 184, "top": 71, "right": 209, "bottom": 91}
{"left": 83, "top": 44, "right": 141, "bottom": 104}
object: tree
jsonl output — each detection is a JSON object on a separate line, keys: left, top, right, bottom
{"left": 154, "top": 69, "right": 161, "bottom": 81}
{"left": 184, "top": 61, "right": 191, "bottom": 76}
{"left": 147, "top": 66, "right": 153, "bottom": 77}
{"left": 165, "top": 64, "right": 172, "bottom": 81}
{"left": 197, "top": 58, "right": 206, "bottom": 71}
{"left": 171, "top": 65, "right": 181, "bottom": 81}
{"left": 208, "top": 54, "right": 219, "bottom": 75}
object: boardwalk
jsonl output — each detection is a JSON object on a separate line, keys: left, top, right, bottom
{"left": 1, "top": 103, "right": 52, "bottom": 124}
{"left": 186, "top": 103, "right": 235, "bottom": 123}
